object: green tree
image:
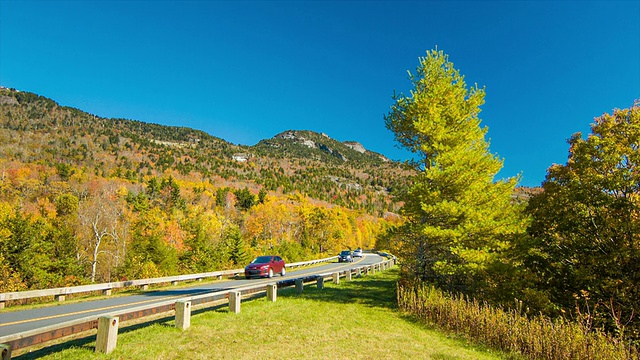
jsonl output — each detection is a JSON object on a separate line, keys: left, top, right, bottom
{"left": 384, "top": 49, "right": 525, "bottom": 297}
{"left": 258, "top": 188, "right": 267, "bottom": 204}
{"left": 225, "top": 225, "right": 249, "bottom": 266}
{"left": 215, "top": 187, "right": 230, "bottom": 208}
{"left": 234, "top": 187, "right": 255, "bottom": 211}
{"left": 522, "top": 102, "right": 640, "bottom": 340}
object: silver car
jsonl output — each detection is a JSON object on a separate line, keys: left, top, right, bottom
{"left": 352, "top": 248, "right": 363, "bottom": 258}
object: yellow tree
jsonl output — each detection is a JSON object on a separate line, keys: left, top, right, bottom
{"left": 385, "top": 49, "right": 526, "bottom": 296}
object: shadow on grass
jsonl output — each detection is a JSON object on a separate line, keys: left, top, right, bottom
{"left": 279, "top": 268, "right": 399, "bottom": 311}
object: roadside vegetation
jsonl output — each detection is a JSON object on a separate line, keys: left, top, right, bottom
{"left": 397, "top": 279, "right": 637, "bottom": 359}
{"left": 15, "top": 269, "right": 508, "bottom": 360}
{"left": 380, "top": 48, "right": 639, "bottom": 353}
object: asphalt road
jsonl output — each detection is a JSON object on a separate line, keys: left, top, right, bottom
{"left": 0, "top": 254, "right": 383, "bottom": 337}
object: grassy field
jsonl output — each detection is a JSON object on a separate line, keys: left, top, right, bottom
{"left": 15, "top": 268, "right": 508, "bottom": 360}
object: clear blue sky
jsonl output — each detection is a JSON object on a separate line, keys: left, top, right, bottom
{"left": 1, "top": 1, "right": 638, "bottom": 187}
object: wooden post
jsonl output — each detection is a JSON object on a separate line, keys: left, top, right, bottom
{"left": 175, "top": 300, "right": 191, "bottom": 330}
{"left": 356, "top": 267, "right": 361, "bottom": 277}
{"left": 333, "top": 272, "right": 340, "bottom": 285}
{"left": 103, "top": 289, "right": 112, "bottom": 296}
{"left": 317, "top": 276, "right": 324, "bottom": 290}
{"left": 346, "top": 269, "right": 352, "bottom": 281}
{"left": 141, "top": 284, "right": 149, "bottom": 290}
{"left": 55, "top": 294, "right": 66, "bottom": 302}
{"left": 229, "top": 291, "right": 241, "bottom": 313}
{"left": 96, "top": 316, "right": 119, "bottom": 354}
{"left": 295, "top": 279, "right": 304, "bottom": 294}
{"left": 1, "top": 344, "right": 11, "bottom": 360}
{"left": 171, "top": 281, "right": 178, "bottom": 286}
{"left": 0, "top": 301, "right": 6, "bottom": 309}
{"left": 267, "top": 284, "right": 277, "bottom": 302}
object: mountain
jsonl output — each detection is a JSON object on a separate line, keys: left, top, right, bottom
{"left": 0, "top": 87, "right": 413, "bottom": 215}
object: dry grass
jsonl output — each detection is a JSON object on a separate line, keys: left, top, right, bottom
{"left": 397, "top": 280, "right": 639, "bottom": 360}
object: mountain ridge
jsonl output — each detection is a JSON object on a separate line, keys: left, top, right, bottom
{"left": 0, "top": 86, "right": 412, "bottom": 215}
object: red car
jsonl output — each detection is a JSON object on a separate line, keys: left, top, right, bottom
{"left": 245, "top": 255, "right": 286, "bottom": 279}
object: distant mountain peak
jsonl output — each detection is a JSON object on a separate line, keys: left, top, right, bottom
{"left": 269, "top": 130, "right": 389, "bottom": 162}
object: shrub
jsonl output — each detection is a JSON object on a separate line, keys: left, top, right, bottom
{"left": 397, "top": 279, "right": 638, "bottom": 360}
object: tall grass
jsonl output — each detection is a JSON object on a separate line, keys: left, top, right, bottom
{"left": 397, "top": 280, "right": 638, "bottom": 360}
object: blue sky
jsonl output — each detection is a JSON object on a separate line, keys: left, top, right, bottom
{"left": 1, "top": 1, "right": 638, "bottom": 187}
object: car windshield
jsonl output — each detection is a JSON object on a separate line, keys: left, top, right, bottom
{"left": 251, "top": 256, "right": 272, "bottom": 264}
{"left": 340, "top": 251, "right": 350, "bottom": 256}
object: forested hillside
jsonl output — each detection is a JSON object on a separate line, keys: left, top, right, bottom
{"left": 0, "top": 87, "right": 412, "bottom": 214}
{"left": 0, "top": 87, "right": 407, "bottom": 291}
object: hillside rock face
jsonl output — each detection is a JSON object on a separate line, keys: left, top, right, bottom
{"left": 268, "top": 130, "right": 390, "bottom": 163}
{"left": 344, "top": 141, "right": 366, "bottom": 153}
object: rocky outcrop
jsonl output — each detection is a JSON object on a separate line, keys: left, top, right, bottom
{"left": 343, "top": 141, "right": 366, "bottom": 153}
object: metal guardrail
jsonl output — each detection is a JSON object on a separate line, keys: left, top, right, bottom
{"left": 0, "top": 257, "right": 395, "bottom": 358}
{"left": 0, "top": 256, "right": 338, "bottom": 306}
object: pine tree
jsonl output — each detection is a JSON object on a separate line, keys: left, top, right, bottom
{"left": 385, "top": 49, "right": 526, "bottom": 296}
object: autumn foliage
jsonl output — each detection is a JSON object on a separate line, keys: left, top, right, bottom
{"left": 0, "top": 88, "right": 402, "bottom": 292}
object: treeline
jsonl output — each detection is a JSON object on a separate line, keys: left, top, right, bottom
{"left": 381, "top": 49, "right": 639, "bottom": 348}
{"left": 0, "top": 159, "right": 399, "bottom": 292}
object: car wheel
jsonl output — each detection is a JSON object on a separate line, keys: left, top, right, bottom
{"left": 268, "top": 268, "right": 274, "bottom": 278}
{"left": 281, "top": 267, "right": 286, "bottom": 276}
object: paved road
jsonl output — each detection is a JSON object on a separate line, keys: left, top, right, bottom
{"left": 0, "top": 254, "right": 383, "bottom": 337}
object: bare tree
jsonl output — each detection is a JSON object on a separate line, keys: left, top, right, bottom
{"left": 78, "top": 182, "right": 128, "bottom": 282}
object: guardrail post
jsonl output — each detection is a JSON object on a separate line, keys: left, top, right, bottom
{"left": 171, "top": 281, "right": 178, "bottom": 286}
{"left": 175, "top": 300, "right": 191, "bottom": 330}
{"left": 103, "top": 288, "right": 112, "bottom": 296}
{"left": 317, "top": 276, "right": 324, "bottom": 290}
{"left": 295, "top": 279, "right": 304, "bottom": 294}
{"left": 356, "top": 267, "right": 361, "bottom": 277}
{"left": 1, "top": 344, "right": 11, "bottom": 360}
{"left": 346, "top": 269, "right": 352, "bottom": 281}
{"left": 267, "top": 284, "right": 277, "bottom": 302}
{"left": 141, "top": 284, "right": 149, "bottom": 290}
{"left": 371, "top": 264, "right": 376, "bottom": 274}
{"left": 332, "top": 272, "right": 340, "bottom": 285}
{"left": 229, "top": 291, "right": 241, "bottom": 313}
{"left": 96, "top": 316, "right": 119, "bottom": 354}
{"left": 55, "top": 294, "right": 66, "bottom": 302}
{"left": 0, "top": 301, "right": 5, "bottom": 309}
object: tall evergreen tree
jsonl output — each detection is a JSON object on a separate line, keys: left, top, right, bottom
{"left": 385, "top": 49, "right": 526, "bottom": 296}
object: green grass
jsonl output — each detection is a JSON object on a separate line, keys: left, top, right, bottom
{"left": 15, "top": 268, "right": 507, "bottom": 359}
